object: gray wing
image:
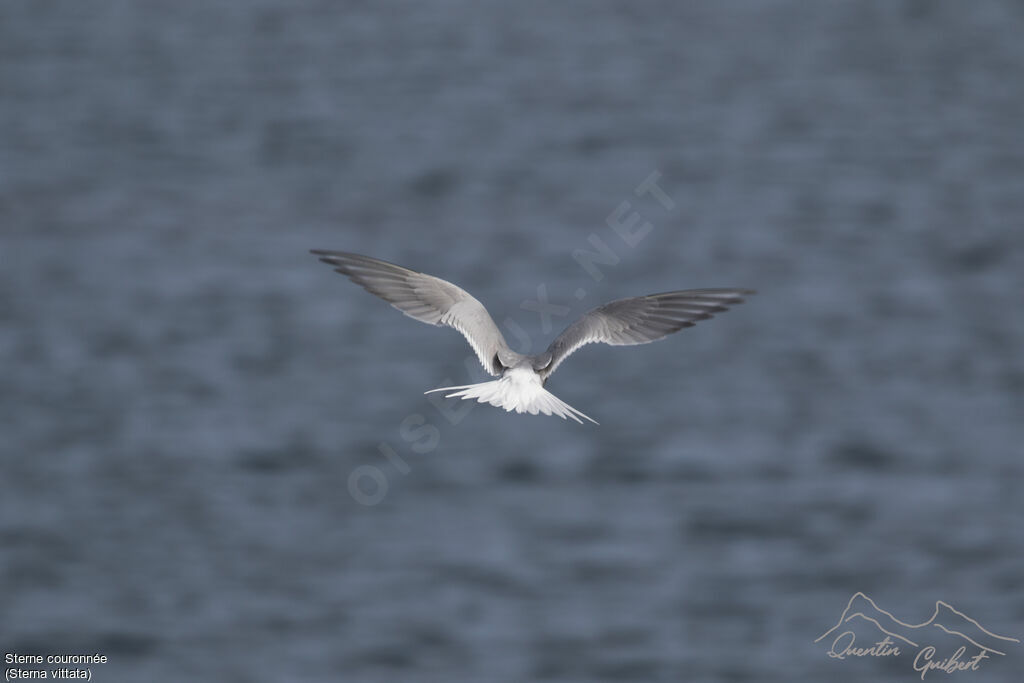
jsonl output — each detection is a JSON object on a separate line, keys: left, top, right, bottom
{"left": 312, "top": 250, "right": 511, "bottom": 376}
{"left": 541, "top": 289, "right": 754, "bottom": 379}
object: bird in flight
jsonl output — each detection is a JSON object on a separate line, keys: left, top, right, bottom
{"left": 311, "top": 250, "right": 753, "bottom": 424}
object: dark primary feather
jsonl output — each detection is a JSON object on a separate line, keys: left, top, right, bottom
{"left": 311, "top": 250, "right": 511, "bottom": 376}
{"left": 541, "top": 289, "right": 754, "bottom": 379}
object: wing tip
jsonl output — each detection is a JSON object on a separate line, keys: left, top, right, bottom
{"left": 310, "top": 248, "right": 350, "bottom": 262}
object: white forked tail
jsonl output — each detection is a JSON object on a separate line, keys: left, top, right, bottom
{"left": 425, "top": 367, "right": 598, "bottom": 425}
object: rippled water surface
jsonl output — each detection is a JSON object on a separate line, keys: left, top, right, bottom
{"left": 2, "top": 2, "right": 1023, "bottom": 681}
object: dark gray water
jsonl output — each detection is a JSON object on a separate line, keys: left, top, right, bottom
{"left": 2, "top": 2, "right": 1023, "bottom": 681}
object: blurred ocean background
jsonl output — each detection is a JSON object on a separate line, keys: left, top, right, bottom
{"left": 2, "top": 1, "right": 1023, "bottom": 681}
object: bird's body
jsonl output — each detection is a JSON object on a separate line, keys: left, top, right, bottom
{"left": 311, "top": 250, "right": 753, "bottom": 424}
{"left": 426, "top": 362, "right": 597, "bottom": 424}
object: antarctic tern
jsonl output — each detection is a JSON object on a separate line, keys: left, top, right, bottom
{"left": 312, "top": 250, "right": 753, "bottom": 424}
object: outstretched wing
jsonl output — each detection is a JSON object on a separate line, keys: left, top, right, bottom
{"left": 312, "top": 250, "right": 511, "bottom": 376}
{"left": 541, "top": 289, "right": 754, "bottom": 379}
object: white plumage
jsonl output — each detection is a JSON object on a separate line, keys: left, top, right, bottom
{"left": 425, "top": 367, "right": 597, "bottom": 424}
